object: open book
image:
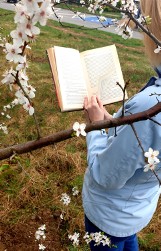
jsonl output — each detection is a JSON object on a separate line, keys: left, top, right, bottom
{"left": 47, "top": 45, "right": 128, "bottom": 112}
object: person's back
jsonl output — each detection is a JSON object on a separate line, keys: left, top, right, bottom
{"left": 83, "top": 80, "right": 161, "bottom": 237}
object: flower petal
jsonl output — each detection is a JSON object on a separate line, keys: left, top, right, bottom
{"left": 73, "top": 122, "right": 79, "bottom": 131}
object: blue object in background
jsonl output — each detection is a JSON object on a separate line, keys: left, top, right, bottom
{"left": 84, "top": 16, "right": 113, "bottom": 25}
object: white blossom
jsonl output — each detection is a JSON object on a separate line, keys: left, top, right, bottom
{"left": 101, "top": 235, "right": 111, "bottom": 246}
{"left": 15, "top": 89, "right": 26, "bottom": 104}
{"left": 22, "top": 20, "right": 40, "bottom": 38}
{"left": 23, "top": 98, "right": 35, "bottom": 115}
{"left": 154, "top": 46, "right": 161, "bottom": 54}
{"left": 23, "top": 0, "right": 39, "bottom": 13}
{"left": 10, "top": 26, "right": 29, "bottom": 46}
{"left": 3, "top": 104, "right": 11, "bottom": 112}
{"left": 98, "top": 9, "right": 103, "bottom": 15}
{"left": 0, "top": 0, "right": 54, "bottom": 123}
{"left": 17, "top": 71, "right": 36, "bottom": 99}
{"left": 16, "top": 55, "right": 28, "bottom": 71}
{"left": 84, "top": 231, "right": 111, "bottom": 247}
{"left": 68, "top": 232, "right": 80, "bottom": 246}
{"left": 121, "top": 0, "right": 138, "bottom": 16}
{"left": 15, "top": 89, "right": 35, "bottom": 115}
{"left": 73, "top": 122, "right": 86, "bottom": 137}
{"left": 116, "top": 22, "right": 133, "bottom": 39}
{"left": 144, "top": 162, "right": 157, "bottom": 172}
{"left": 91, "top": 232, "right": 102, "bottom": 245}
{"left": 111, "top": 0, "right": 119, "bottom": 7}
{"left": 5, "top": 42, "right": 24, "bottom": 64}
{"left": 39, "top": 224, "right": 46, "bottom": 231}
{"left": 88, "top": 4, "right": 95, "bottom": 13}
{"left": 32, "top": 0, "right": 52, "bottom": 26}
{"left": 144, "top": 148, "right": 160, "bottom": 172}
{"left": 122, "top": 26, "right": 133, "bottom": 39}
{"left": 6, "top": 114, "right": 11, "bottom": 119}
{"left": 35, "top": 230, "right": 43, "bottom": 240}
{"left": 12, "top": 98, "right": 19, "bottom": 106}
{"left": 0, "top": 123, "right": 8, "bottom": 134}
{"left": 80, "top": 0, "right": 85, "bottom": 4}
{"left": 25, "top": 85, "right": 36, "bottom": 99}
{"left": 35, "top": 225, "right": 46, "bottom": 241}
{"left": 1, "top": 68, "right": 16, "bottom": 87}
{"left": 99, "top": 16, "right": 107, "bottom": 22}
{"left": 38, "top": 244, "right": 46, "bottom": 250}
{"left": 72, "top": 11, "right": 85, "bottom": 19}
{"left": 60, "top": 193, "right": 71, "bottom": 206}
{"left": 72, "top": 186, "right": 79, "bottom": 196}
{"left": 18, "top": 70, "right": 28, "bottom": 83}
{"left": 14, "top": 4, "right": 28, "bottom": 24}
{"left": 60, "top": 213, "right": 64, "bottom": 220}
{"left": 144, "top": 148, "right": 160, "bottom": 164}
{"left": 83, "top": 232, "right": 91, "bottom": 244}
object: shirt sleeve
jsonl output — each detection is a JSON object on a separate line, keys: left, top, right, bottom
{"left": 86, "top": 94, "right": 153, "bottom": 190}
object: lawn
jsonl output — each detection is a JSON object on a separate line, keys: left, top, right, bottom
{"left": 0, "top": 7, "right": 160, "bottom": 251}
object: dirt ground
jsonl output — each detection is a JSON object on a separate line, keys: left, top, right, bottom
{"left": 1, "top": 208, "right": 161, "bottom": 251}
{"left": 0, "top": 209, "right": 66, "bottom": 251}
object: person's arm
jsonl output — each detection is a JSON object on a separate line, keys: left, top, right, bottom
{"left": 86, "top": 124, "right": 145, "bottom": 189}
{"left": 84, "top": 95, "right": 112, "bottom": 122}
{"left": 84, "top": 95, "right": 151, "bottom": 190}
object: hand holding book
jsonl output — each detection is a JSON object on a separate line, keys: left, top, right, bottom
{"left": 84, "top": 95, "right": 112, "bottom": 123}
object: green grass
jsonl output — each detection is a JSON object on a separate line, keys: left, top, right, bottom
{"left": 139, "top": 235, "right": 161, "bottom": 251}
{"left": 0, "top": 7, "right": 160, "bottom": 251}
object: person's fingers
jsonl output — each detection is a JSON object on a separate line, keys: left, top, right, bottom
{"left": 84, "top": 96, "right": 89, "bottom": 109}
{"left": 96, "top": 96, "right": 104, "bottom": 109}
{"left": 83, "top": 97, "right": 91, "bottom": 123}
{"left": 84, "top": 111, "right": 91, "bottom": 123}
{"left": 91, "top": 95, "right": 98, "bottom": 106}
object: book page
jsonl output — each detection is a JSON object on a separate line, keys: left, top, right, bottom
{"left": 80, "top": 45, "right": 127, "bottom": 105}
{"left": 54, "top": 46, "right": 88, "bottom": 111}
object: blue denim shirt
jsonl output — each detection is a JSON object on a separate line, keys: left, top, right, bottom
{"left": 82, "top": 75, "right": 161, "bottom": 237}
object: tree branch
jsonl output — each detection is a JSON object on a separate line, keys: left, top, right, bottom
{"left": 102, "top": 2, "right": 161, "bottom": 47}
{"left": 1, "top": 102, "right": 161, "bottom": 160}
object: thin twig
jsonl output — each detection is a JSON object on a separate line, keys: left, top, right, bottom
{"left": 130, "top": 123, "right": 145, "bottom": 153}
{"left": 130, "top": 123, "right": 161, "bottom": 185}
{"left": 114, "top": 127, "right": 117, "bottom": 137}
{"left": 52, "top": 1, "right": 161, "bottom": 46}
{"left": 149, "top": 93, "right": 161, "bottom": 97}
{"left": 51, "top": 3, "right": 109, "bottom": 30}
{"left": 148, "top": 117, "right": 161, "bottom": 126}
{"left": 116, "top": 80, "right": 129, "bottom": 117}
{"left": 64, "top": 2, "right": 86, "bottom": 21}
{"left": 152, "top": 170, "right": 161, "bottom": 186}
{"left": 101, "top": 2, "right": 161, "bottom": 47}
